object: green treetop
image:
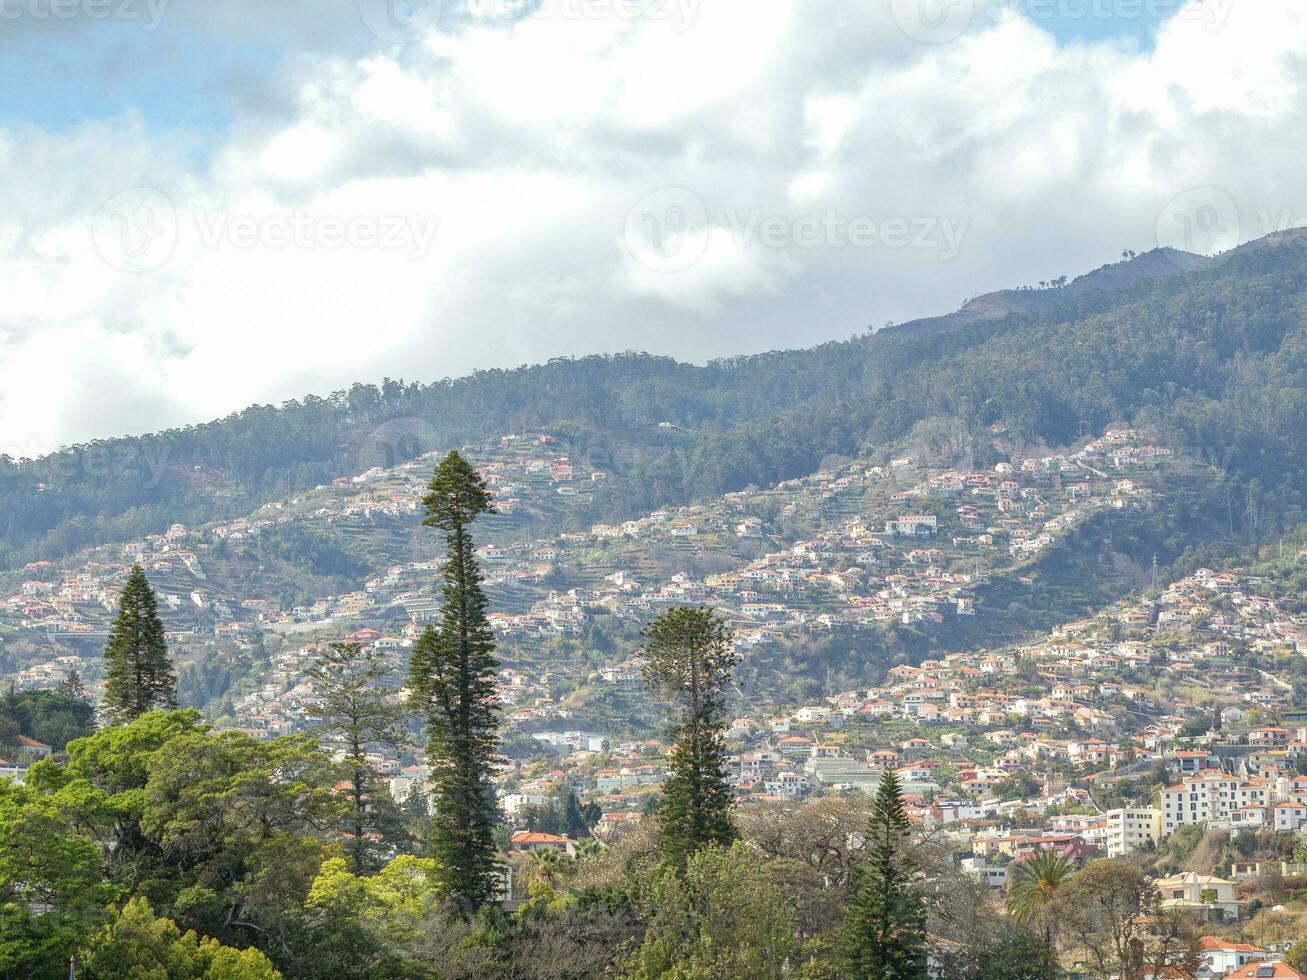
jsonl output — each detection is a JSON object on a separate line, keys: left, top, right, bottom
{"left": 102, "top": 565, "right": 176, "bottom": 724}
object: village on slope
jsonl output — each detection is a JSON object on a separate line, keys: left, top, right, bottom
{"left": 7, "top": 428, "right": 1307, "bottom": 972}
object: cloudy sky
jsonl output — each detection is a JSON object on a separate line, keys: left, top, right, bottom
{"left": 1, "top": 0, "right": 1304, "bottom": 455}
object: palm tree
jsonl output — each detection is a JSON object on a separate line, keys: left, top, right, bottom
{"left": 527, "top": 847, "right": 573, "bottom": 888}
{"left": 1006, "top": 850, "right": 1076, "bottom": 943}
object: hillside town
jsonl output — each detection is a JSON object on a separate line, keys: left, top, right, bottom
{"left": 1, "top": 426, "right": 1184, "bottom": 689}
{"left": 7, "top": 426, "right": 1307, "bottom": 973}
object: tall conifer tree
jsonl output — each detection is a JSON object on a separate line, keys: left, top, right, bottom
{"left": 60, "top": 668, "right": 88, "bottom": 702}
{"left": 837, "top": 770, "right": 928, "bottom": 979}
{"left": 641, "top": 606, "right": 738, "bottom": 864}
{"left": 307, "top": 640, "right": 406, "bottom": 873}
{"left": 407, "top": 450, "right": 501, "bottom": 911}
{"left": 101, "top": 565, "right": 176, "bottom": 723}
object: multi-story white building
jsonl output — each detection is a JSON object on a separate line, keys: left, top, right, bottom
{"left": 1160, "top": 771, "right": 1241, "bottom": 833}
{"left": 1103, "top": 807, "right": 1161, "bottom": 857}
{"left": 1161, "top": 771, "right": 1305, "bottom": 835}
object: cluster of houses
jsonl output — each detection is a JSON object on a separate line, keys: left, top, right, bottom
{"left": 0, "top": 434, "right": 599, "bottom": 642}
{"left": 7, "top": 424, "right": 1307, "bottom": 978}
{"left": 0, "top": 427, "right": 1192, "bottom": 728}
{"left": 473, "top": 427, "right": 1177, "bottom": 646}
{"left": 190, "top": 540, "right": 1307, "bottom": 915}
{"left": 9, "top": 428, "right": 1307, "bottom": 928}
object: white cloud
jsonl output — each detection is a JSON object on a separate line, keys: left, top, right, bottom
{"left": 3, "top": 0, "right": 1307, "bottom": 453}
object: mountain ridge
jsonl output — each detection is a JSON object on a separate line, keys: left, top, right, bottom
{"left": 4, "top": 229, "right": 1307, "bottom": 571}
{"left": 882, "top": 227, "right": 1307, "bottom": 342}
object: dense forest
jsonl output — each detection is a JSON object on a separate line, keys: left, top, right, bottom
{"left": 5, "top": 240, "right": 1307, "bottom": 570}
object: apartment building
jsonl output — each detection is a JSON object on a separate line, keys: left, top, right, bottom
{"left": 1103, "top": 807, "right": 1162, "bottom": 857}
{"left": 1160, "top": 771, "right": 1241, "bottom": 834}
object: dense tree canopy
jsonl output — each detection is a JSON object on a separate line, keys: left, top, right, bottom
{"left": 0, "top": 685, "right": 95, "bottom": 751}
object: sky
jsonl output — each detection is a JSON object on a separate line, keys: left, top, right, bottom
{"left": 1, "top": 0, "right": 1304, "bottom": 456}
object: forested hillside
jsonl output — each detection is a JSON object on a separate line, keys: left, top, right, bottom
{"left": 6, "top": 239, "right": 1307, "bottom": 570}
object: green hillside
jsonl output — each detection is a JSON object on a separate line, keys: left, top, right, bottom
{"left": 6, "top": 239, "right": 1307, "bottom": 571}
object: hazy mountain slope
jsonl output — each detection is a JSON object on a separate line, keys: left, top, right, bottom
{"left": 618, "top": 240, "right": 1307, "bottom": 541}
{"left": 4, "top": 235, "right": 1307, "bottom": 571}
{"left": 881, "top": 246, "right": 1213, "bottom": 340}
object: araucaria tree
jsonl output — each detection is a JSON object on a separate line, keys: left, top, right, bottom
{"left": 307, "top": 640, "right": 406, "bottom": 873}
{"left": 641, "top": 606, "right": 739, "bottom": 863}
{"left": 407, "top": 450, "right": 501, "bottom": 911}
{"left": 101, "top": 565, "right": 176, "bottom": 723}
{"left": 837, "top": 770, "right": 928, "bottom": 979}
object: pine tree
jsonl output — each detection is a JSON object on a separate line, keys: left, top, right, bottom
{"left": 307, "top": 640, "right": 406, "bottom": 873}
{"left": 60, "top": 668, "right": 88, "bottom": 702}
{"left": 641, "top": 606, "right": 739, "bottom": 864}
{"left": 837, "top": 770, "right": 929, "bottom": 979}
{"left": 1, "top": 682, "right": 19, "bottom": 720}
{"left": 560, "top": 788, "right": 592, "bottom": 839}
{"left": 407, "top": 450, "right": 501, "bottom": 912}
{"left": 101, "top": 565, "right": 176, "bottom": 724}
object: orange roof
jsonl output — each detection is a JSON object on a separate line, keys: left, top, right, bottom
{"left": 1223, "top": 964, "right": 1306, "bottom": 980}
{"left": 1198, "top": 937, "right": 1267, "bottom": 953}
{"left": 510, "top": 831, "right": 573, "bottom": 844}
